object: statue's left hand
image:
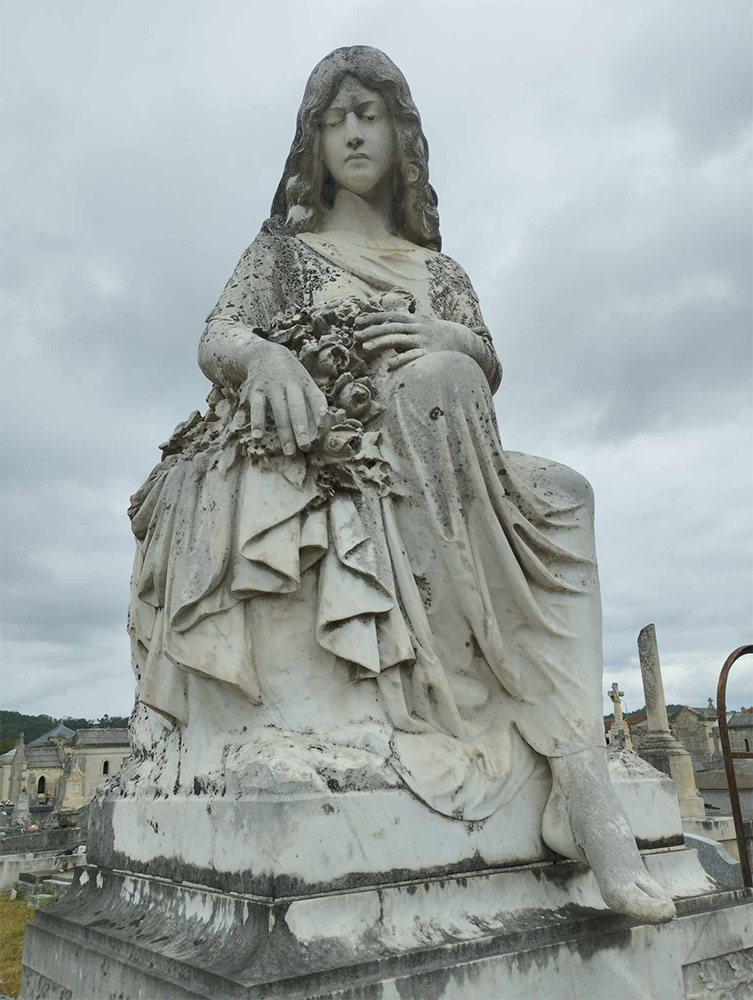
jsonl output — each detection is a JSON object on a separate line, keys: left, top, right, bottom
{"left": 353, "top": 312, "right": 476, "bottom": 370}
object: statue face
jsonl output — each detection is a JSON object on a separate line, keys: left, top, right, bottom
{"left": 319, "top": 76, "right": 396, "bottom": 196}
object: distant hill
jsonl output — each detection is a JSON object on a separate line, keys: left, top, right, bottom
{"left": 0, "top": 710, "right": 131, "bottom": 754}
{"left": 604, "top": 704, "right": 684, "bottom": 719}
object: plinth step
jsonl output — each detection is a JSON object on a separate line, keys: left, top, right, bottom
{"left": 20, "top": 850, "right": 753, "bottom": 999}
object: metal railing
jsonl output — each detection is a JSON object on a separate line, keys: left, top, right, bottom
{"left": 716, "top": 644, "right": 753, "bottom": 888}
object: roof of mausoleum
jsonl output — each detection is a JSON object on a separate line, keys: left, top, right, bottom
{"left": 25, "top": 745, "right": 65, "bottom": 768}
{"left": 71, "top": 728, "right": 130, "bottom": 748}
{"left": 670, "top": 706, "right": 718, "bottom": 721}
{"left": 727, "top": 711, "right": 753, "bottom": 729}
{"left": 27, "top": 723, "right": 76, "bottom": 746}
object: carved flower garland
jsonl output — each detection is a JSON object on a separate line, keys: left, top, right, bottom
{"left": 156, "top": 290, "right": 417, "bottom": 500}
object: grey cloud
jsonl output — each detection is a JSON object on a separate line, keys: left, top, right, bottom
{"left": 608, "top": 1, "right": 752, "bottom": 161}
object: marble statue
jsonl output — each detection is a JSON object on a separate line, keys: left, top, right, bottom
{"left": 126, "top": 46, "right": 674, "bottom": 923}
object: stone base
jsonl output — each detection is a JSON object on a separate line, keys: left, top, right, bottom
{"left": 24, "top": 751, "right": 743, "bottom": 997}
{"left": 85, "top": 752, "right": 684, "bottom": 896}
{"left": 0, "top": 825, "right": 84, "bottom": 859}
{"left": 685, "top": 832, "right": 744, "bottom": 889}
{"left": 684, "top": 814, "right": 753, "bottom": 866}
{"left": 21, "top": 850, "right": 753, "bottom": 999}
{"left": 1, "top": 851, "right": 67, "bottom": 892}
{"left": 638, "top": 733, "right": 706, "bottom": 819}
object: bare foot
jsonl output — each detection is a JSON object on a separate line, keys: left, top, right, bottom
{"left": 598, "top": 870, "right": 676, "bottom": 924}
{"left": 544, "top": 746, "right": 676, "bottom": 925}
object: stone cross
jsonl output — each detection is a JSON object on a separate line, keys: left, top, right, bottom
{"left": 637, "top": 624, "right": 671, "bottom": 734}
{"left": 607, "top": 683, "right": 633, "bottom": 749}
{"left": 608, "top": 683, "right": 626, "bottom": 725}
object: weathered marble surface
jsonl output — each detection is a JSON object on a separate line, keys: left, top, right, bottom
{"left": 21, "top": 851, "right": 751, "bottom": 1000}
{"left": 84, "top": 748, "right": 681, "bottom": 896}
{"left": 685, "top": 832, "right": 746, "bottom": 889}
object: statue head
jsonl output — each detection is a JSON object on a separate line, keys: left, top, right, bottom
{"left": 265, "top": 46, "right": 441, "bottom": 250}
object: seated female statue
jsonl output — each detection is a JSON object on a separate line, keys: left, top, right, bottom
{"left": 127, "top": 45, "right": 674, "bottom": 923}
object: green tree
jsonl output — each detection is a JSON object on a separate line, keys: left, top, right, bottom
{"left": 0, "top": 709, "right": 131, "bottom": 748}
{"left": 0, "top": 711, "right": 56, "bottom": 745}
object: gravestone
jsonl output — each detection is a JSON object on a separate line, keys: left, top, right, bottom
{"left": 608, "top": 682, "right": 634, "bottom": 750}
{"left": 637, "top": 624, "right": 706, "bottom": 820}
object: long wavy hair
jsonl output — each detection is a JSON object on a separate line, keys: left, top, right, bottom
{"left": 264, "top": 46, "right": 441, "bottom": 251}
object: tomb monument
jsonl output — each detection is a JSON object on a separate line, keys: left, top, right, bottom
{"left": 22, "top": 47, "right": 752, "bottom": 999}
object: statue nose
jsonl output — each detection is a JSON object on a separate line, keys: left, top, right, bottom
{"left": 344, "top": 111, "right": 364, "bottom": 149}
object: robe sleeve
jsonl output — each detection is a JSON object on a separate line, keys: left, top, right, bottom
{"left": 205, "top": 231, "right": 288, "bottom": 331}
{"left": 199, "top": 231, "right": 304, "bottom": 387}
{"left": 429, "top": 254, "right": 503, "bottom": 394}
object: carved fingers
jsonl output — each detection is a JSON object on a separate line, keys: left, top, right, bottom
{"left": 269, "top": 389, "right": 296, "bottom": 455}
{"left": 361, "top": 330, "right": 424, "bottom": 353}
{"left": 355, "top": 314, "right": 427, "bottom": 355}
{"left": 244, "top": 344, "right": 328, "bottom": 454}
{"left": 285, "top": 383, "right": 312, "bottom": 451}
{"left": 387, "top": 348, "right": 427, "bottom": 370}
{"left": 353, "top": 310, "right": 417, "bottom": 331}
{"left": 249, "top": 390, "right": 267, "bottom": 440}
{"left": 354, "top": 313, "right": 467, "bottom": 358}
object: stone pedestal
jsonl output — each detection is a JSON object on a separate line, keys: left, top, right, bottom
{"left": 80, "top": 752, "right": 684, "bottom": 897}
{"left": 20, "top": 854, "right": 753, "bottom": 999}
{"left": 21, "top": 750, "right": 753, "bottom": 999}
{"left": 639, "top": 733, "right": 707, "bottom": 820}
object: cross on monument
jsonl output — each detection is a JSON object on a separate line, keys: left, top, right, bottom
{"left": 607, "top": 682, "right": 633, "bottom": 750}
{"left": 608, "top": 683, "right": 626, "bottom": 726}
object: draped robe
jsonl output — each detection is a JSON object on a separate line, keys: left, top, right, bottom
{"left": 128, "top": 229, "right": 606, "bottom": 821}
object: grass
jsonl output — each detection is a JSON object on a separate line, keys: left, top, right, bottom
{"left": 0, "top": 894, "right": 35, "bottom": 998}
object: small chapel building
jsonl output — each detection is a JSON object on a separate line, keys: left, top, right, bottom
{"left": 0, "top": 725, "right": 130, "bottom": 809}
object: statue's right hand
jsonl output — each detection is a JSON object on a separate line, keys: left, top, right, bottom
{"left": 240, "top": 341, "right": 328, "bottom": 455}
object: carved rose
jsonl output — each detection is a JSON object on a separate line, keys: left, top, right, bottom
{"left": 264, "top": 310, "right": 314, "bottom": 349}
{"left": 299, "top": 334, "right": 350, "bottom": 381}
{"left": 331, "top": 373, "right": 382, "bottom": 423}
{"left": 156, "top": 294, "right": 410, "bottom": 495}
{"left": 326, "top": 296, "right": 366, "bottom": 326}
{"left": 322, "top": 419, "right": 363, "bottom": 460}
{"left": 159, "top": 410, "right": 204, "bottom": 456}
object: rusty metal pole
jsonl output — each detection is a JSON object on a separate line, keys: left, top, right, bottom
{"left": 716, "top": 644, "right": 753, "bottom": 889}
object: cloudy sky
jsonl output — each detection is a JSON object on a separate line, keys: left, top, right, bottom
{"left": 1, "top": 0, "right": 751, "bottom": 721}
